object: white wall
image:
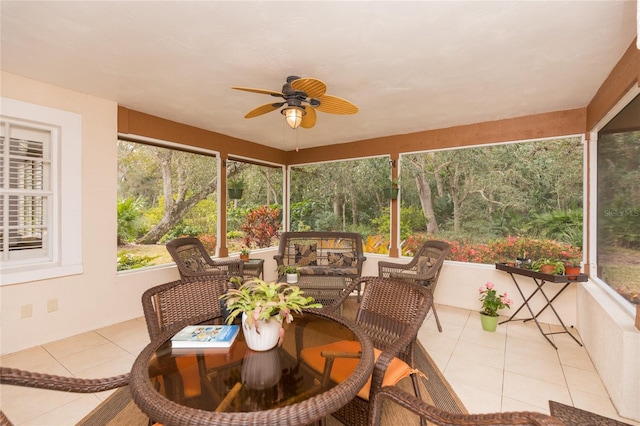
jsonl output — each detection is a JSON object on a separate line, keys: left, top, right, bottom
{"left": 577, "top": 282, "right": 640, "bottom": 421}
{"left": 0, "top": 73, "right": 178, "bottom": 355}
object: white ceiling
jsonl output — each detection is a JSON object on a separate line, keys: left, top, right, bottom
{"left": 1, "top": 1, "right": 637, "bottom": 151}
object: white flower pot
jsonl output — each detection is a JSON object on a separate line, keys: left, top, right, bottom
{"left": 286, "top": 273, "right": 298, "bottom": 284}
{"left": 242, "top": 312, "right": 282, "bottom": 351}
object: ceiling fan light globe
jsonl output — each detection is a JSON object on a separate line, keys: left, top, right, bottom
{"left": 282, "top": 107, "right": 305, "bottom": 129}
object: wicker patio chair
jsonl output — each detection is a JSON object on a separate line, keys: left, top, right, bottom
{"left": 378, "top": 240, "right": 450, "bottom": 332}
{"left": 141, "top": 276, "right": 231, "bottom": 409}
{"left": 166, "top": 237, "right": 243, "bottom": 281}
{"left": 0, "top": 368, "right": 130, "bottom": 426}
{"left": 370, "top": 385, "right": 565, "bottom": 425}
{"left": 300, "top": 276, "right": 433, "bottom": 426}
{"left": 141, "top": 276, "right": 231, "bottom": 339}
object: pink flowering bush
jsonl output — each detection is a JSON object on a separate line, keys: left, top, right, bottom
{"left": 479, "top": 282, "right": 513, "bottom": 317}
{"left": 401, "top": 235, "right": 581, "bottom": 264}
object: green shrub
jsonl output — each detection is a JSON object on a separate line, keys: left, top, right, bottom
{"left": 117, "top": 252, "right": 158, "bottom": 271}
{"left": 226, "top": 230, "right": 244, "bottom": 239}
{"left": 160, "top": 222, "right": 202, "bottom": 242}
{"left": 117, "top": 197, "right": 146, "bottom": 245}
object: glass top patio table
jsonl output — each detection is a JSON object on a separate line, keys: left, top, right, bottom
{"left": 129, "top": 309, "right": 374, "bottom": 426}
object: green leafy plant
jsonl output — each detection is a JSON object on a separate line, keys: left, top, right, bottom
{"left": 532, "top": 258, "right": 565, "bottom": 274}
{"left": 277, "top": 264, "right": 300, "bottom": 276}
{"left": 116, "top": 252, "right": 158, "bottom": 271}
{"left": 240, "top": 248, "right": 250, "bottom": 256}
{"left": 117, "top": 197, "right": 146, "bottom": 245}
{"left": 479, "top": 282, "right": 512, "bottom": 317}
{"left": 228, "top": 177, "right": 245, "bottom": 190}
{"left": 219, "top": 280, "right": 321, "bottom": 331}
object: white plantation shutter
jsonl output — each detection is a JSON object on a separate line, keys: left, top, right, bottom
{"left": 1, "top": 98, "right": 82, "bottom": 285}
{"left": 1, "top": 123, "right": 51, "bottom": 261}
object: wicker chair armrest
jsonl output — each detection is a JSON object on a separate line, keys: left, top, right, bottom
{"left": 378, "top": 260, "right": 416, "bottom": 279}
{"left": 369, "top": 349, "right": 396, "bottom": 395}
{"left": 390, "top": 270, "right": 438, "bottom": 284}
{"left": 0, "top": 367, "right": 129, "bottom": 393}
{"left": 321, "top": 350, "right": 362, "bottom": 359}
{"left": 273, "top": 254, "right": 284, "bottom": 265}
{"left": 377, "top": 260, "right": 415, "bottom": 270}
{"left": 210, "top": 257, "right": 242, "bottom": 267}
{"left": 370, "top": 386, "right": 565, "bottom": 426}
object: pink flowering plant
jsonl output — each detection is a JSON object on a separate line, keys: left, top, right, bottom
{"left": 479, "top": 282, "right": 513, "bottom": 317}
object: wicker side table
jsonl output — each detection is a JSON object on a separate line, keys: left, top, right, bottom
{"left": 242, "top": 259, "right": 264, "bottom": 280}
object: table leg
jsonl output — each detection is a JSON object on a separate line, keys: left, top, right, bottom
{"left": 527, "top": 281, "right": 583, "bottom": 347}
{"left": 500, "top": 273, "right": 556, "bottom": 348}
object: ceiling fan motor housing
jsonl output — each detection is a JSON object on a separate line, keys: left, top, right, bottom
{"left": 232, "top": 75, "right": 358, "bottom": 128}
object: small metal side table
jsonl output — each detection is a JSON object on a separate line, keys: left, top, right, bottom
{"left": 495, "top": 263, "right": 588, "bottom": 349}
{"left": 242, "top": 258, "right": 264, "bottom": 280}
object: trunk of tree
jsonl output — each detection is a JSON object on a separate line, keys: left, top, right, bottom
{"left": 416, "top": 174, "right": 439, "bottom": 234}
{"left": 137, "top": 152, "right": 218, "bottom": 244}
{"left": 350, "top": 188, "right": 358, "bottom": 226}
{"left": 342, "top": 202, "right": 347, "bottom": 231}
{"left": 450, "top": 163, "right": 461, "bottom": 233}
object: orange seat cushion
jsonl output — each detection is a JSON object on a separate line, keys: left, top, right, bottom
{"left": 300, "top": 340, "right": 415, "bottom": 400}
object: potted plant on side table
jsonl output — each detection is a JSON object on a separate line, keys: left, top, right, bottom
{"left": 478, "top": 282, "right": 512, "bottom": 332}
{"left": 278, "top": 264, "right": 300, "bottom": 284}
{"left": 532, "top": 258, "right": 565, "bottom": 275}
{"left": 220, "top": 279, "right": 321, "bottom": 351}
{"left": 240, "top": 248, "right": 250, "bottom": 262}
{"left": 563, "top": 258, "right": 582, "bottom": 280}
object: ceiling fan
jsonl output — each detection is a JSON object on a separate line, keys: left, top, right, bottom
{"left": 232, "top": 76, "right": 358, "bottom": 129}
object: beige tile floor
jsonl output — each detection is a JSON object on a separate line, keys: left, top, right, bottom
{"left": 1, "top": 306, "right": 638, "bottom": 425}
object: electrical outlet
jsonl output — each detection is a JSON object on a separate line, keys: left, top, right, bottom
{"left": 21, "top": 304, "right": 33, "bottom": 319}
{"left": 47, "top": 299, "right": 58, "bottom": 313}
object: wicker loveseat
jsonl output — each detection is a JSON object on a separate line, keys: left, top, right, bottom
{"left": 274, "top": 231, "right": 366, "bottom": 303}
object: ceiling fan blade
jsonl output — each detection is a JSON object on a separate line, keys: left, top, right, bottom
{"left": 232, "top": 86, "right": 283, "bottom": 97}
{"left": 315, "top": 95, "right": 358, "bottom": 114}
{"left": 291, "top": 78, "right": 327, "bottom": 98}
{"left": 300, "top": 106, "right": 317, "bottom": 129}
{"left": 244, "top": 103, "right": 282, "bottom": 118}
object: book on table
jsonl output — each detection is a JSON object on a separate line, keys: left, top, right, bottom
{"left": 171, "top": 324, "right": 240, "bottom": 348}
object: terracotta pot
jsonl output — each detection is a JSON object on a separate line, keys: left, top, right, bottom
{"left": 240, "top": 254, "right": 249, "bottom": 262}
{"left": 565, "top": 265, "right": 581, "bottom": 279}
{"left": 540, "top": 264, "right": 555, "bottom": 274}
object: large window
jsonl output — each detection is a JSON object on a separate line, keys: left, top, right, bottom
{"left": 117, "top": 139, "right": 218, "bottom": 270}
{"left": 398, "top": 137, "right": 584, "bottom": 262}
{"left": 117, "top": 141, "right": 284, "bottom": 270}
{"left": 597, "top": 93, "right": 640, "bottom": 306}
{"left": 225, "top": 159, "right": 283, "bottom": 253}
{"left": 1, "top": 98, "right": 82, "bottom": 285}
{"left": 290, "top": 157, "right": 392, "bottom": 254}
